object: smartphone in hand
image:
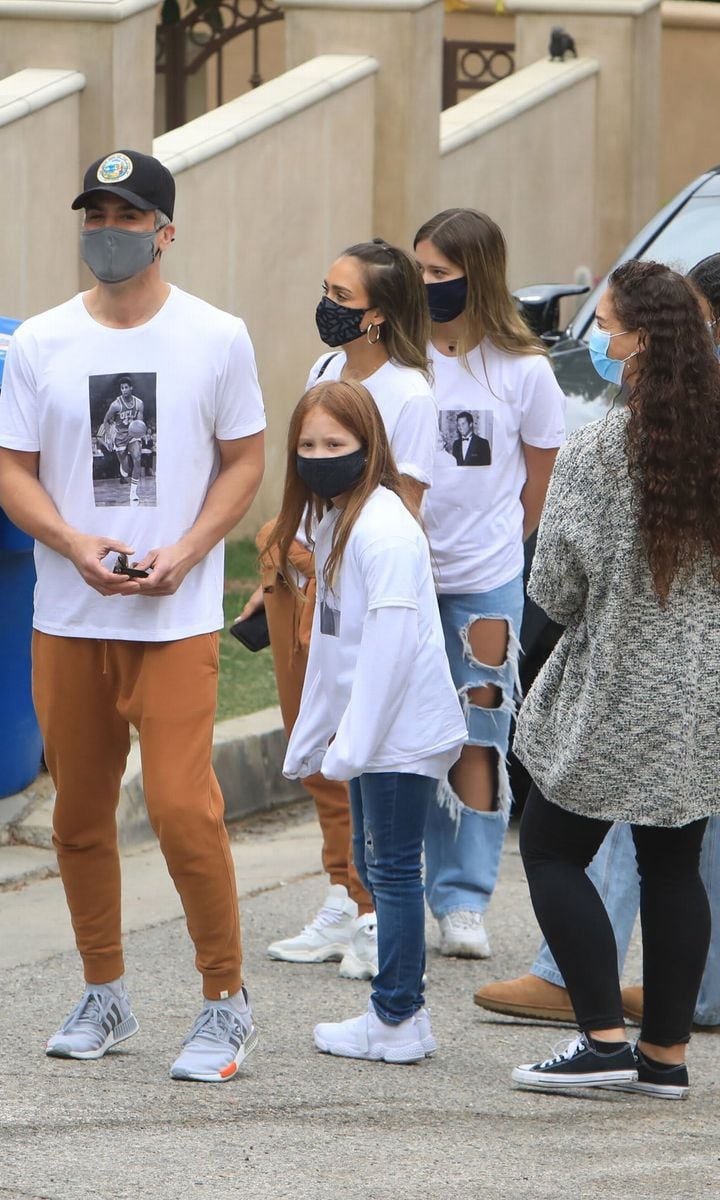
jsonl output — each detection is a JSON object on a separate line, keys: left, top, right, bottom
{"left": 113, "top": 553, "right": 151, "bottom": 580}
{"left": 228, "top": 607, "right": 270, "bottom": 652}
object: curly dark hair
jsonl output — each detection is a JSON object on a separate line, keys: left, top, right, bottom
{"left": 609, "top": 258, "right": 720, "bottom": 603}
{"left": 688, "top": 252, "right": 720, "bottom": 322}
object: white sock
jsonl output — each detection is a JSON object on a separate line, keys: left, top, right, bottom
{"left": 91, "top": 976, "right": 126, "bottom": 998}
{"left": 208, "top": 986, "right": 250, "bottom": 1016}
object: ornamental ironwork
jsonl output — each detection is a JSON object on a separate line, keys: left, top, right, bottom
{"left": 156, "top": 0, "right": 284, "bottom": 132}
{"left": 442, "top": 39, "right": 515, "bottom": 110}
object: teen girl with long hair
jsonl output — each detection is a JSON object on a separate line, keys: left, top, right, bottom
{"left": 475, "top": 253, "right": 720, "bottom": 1034}
{"left": 413, "top": 209, "right": 566, "bottom": 958}
{"left": 278, "top": 379, "right": 466, "bottom": 1060}
{"left": 511, "top": 260, "right": 720, "bottom": 1097}
{"left": 236, "top": 240, "right": 437, "bottom": 977}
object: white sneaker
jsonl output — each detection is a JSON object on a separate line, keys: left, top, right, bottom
{"left": 416, "top": 1006, "right": 437, "bottom": 1056}
{"left": 170, "top": 990, "right": 258, "bottom": 1082}
{"left": 46, "top": 984, "right": 139, "bottom": 1060}
{"left": 314, "top": 1001, "right": 426, "bottom": 1064}
{"left": 338, "top": 912, "right": 378, "bottom": 979}
{"left": 438, "top": 911, "right": 491, "bottom": 958}
{"left": 267, "top": 885, "right": 358, "bottom": 963}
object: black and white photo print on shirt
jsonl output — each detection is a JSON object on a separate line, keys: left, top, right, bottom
{"left": 90, "top": 372, "right": 157, "bottom": 507}
{"left": 439, "top": 409, "right": 493, "bottom": 467}
{"left": 318, "top": 578, "right": 341, "bottom": 637}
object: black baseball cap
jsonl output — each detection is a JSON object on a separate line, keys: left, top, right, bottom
{"left": 71, "top": 150, "right": 175, "bottom": 220}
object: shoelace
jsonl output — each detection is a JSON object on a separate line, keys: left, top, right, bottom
{"left": 183, "top": 1005, "right": 249, "bottom": 1048}
{"left": 60, "top": 988, "right": 122, "bottom": 1037}
{"left": 446, "top": 911, "right": 484, "bottom": 930}
{"left": 537, "top": 1034, "right": 585, "bottom": 1069}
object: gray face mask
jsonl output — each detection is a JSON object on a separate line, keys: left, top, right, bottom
{"left": 80, "top": 227, "right": 158, "bottom": 283}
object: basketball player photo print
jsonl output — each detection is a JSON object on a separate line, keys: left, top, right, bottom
{"left": 90, "top": 372, "right": 157, "bottom": 507}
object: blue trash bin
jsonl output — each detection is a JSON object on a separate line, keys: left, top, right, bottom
{"left": 0, "top": 316, "right": 43, "bottom": 798}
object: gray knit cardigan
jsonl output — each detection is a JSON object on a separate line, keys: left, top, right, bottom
{"left": 514, "top": 409, "right": 720, "bottom": 827}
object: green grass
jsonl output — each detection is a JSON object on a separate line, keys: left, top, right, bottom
{"left": 218, "top": 537, "right": 278, "bottom": 721}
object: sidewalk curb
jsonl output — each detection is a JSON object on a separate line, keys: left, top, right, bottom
{"left": 119, "top": 706, "right": 305, "bottom": 848}
{"left": 0, "top": 707, "right": 305, "bottom": 857}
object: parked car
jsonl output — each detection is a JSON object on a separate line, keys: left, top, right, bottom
{"left": 508, "top": 164, "right": 720, "bottom": 810}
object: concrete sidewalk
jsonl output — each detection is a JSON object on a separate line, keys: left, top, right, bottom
{"left": 1, "top": 809, "right": 718, "bottom": 1200}
{"left": 0, "top": 708, "right": 303, "bottom": 889}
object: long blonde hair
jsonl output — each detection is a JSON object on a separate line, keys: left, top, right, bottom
{"left": 263, "top": 380, "right": 410, "bottom": 595}
{"left": 414, "top": 208, "right": 546, "bottom": 362}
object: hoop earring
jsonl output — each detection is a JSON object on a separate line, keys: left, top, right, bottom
{"left": 366, "top": 322, "right": 382, "bottom": 345}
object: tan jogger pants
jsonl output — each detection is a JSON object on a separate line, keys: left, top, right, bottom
{"left": 32, "top": 631, "right": 242, "bottom": 999}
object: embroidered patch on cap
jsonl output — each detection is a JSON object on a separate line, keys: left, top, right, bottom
{"left": 97, "top": 153, "right": 134, "bottom": 184}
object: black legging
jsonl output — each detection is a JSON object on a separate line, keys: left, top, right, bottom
{"left": 519, "top": 786, "right": 710, "bottom": 1046}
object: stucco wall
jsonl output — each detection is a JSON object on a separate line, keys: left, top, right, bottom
{"left": 0, "top": 69, "right": 84, "bottom": 317}
{"left": 440, "top": 57, "right": 598, "bottom": 288}
{"left": 155, "top": 55, "right": 377, "bottom": 532}
{"left": 661, "top": 1, "right": 720, "bottom": 201}
{"left": 444, "top": 1, "right": 516, "bottom": 42}
{"left": 0, "top": 3, "right": 156, "bottom": 167}
{"left": 513, "top": 2, "right": 661, "bottom": 273}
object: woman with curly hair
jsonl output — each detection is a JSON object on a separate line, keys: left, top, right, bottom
{"left": 510, "top": 259, "right": 720, "bottom": 1099}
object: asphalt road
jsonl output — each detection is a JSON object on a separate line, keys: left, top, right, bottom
{"left": 1, "top": 808, "right": 718, "bottom": 1200}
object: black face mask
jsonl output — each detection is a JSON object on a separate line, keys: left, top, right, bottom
{"left": 426, "top": 276, "right": 468, "bottom": 323}
{"left": 315, "top": 296, "right": 369, "bottom": 347}
{"left": 296, "top": 449, "right": 366, "bottom": 499}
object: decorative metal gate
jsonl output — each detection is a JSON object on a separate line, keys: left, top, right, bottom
{"left": 442, "top": 39, "right": 516, "bottom": 109}
{"left": 156, "top": 0, "right": 284, "bottom": 133}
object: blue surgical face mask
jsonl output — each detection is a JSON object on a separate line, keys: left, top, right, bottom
{"left": 588, "top": 323, "right": 639, "bottom": 385}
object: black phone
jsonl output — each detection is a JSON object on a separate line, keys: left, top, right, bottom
{"left": 113, "top": 553, "right": 150, "bottom": 579}
{"left": 228, "top": 607, "right": 270, "bottom": 652}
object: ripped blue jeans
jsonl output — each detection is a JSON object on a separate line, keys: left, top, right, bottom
{"left": 425, "top": 573, "right": 524, "bottom": 918}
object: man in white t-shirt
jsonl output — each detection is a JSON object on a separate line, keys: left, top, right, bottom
{"left": 0, "top": 150, "right": 266, "bottom": 1082}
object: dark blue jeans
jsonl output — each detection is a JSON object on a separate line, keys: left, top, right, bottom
{"left": 349, "top": 772, "right": 434, "bottom": 1024}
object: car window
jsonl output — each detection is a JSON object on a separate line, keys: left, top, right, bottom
{"left": 638, "top": 197, "right": 720, "bottom": 276}
{"left": 575, "top": 195, "right": 720, "bottom": 342}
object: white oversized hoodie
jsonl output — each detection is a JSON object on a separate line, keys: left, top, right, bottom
{"left": 283, "top": 487, "right": 467, "bottom": 782}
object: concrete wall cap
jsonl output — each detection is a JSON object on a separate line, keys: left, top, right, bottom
{"left": 449, "top": 0, "right": 510, "bottom": 10}
{"left": 507, "top": 0, "right": 660, "bottom": 14}
{"left": 441, "top": 55, "right": 598, "bottom": 155}
{"left": 0, "top": 0, "right": 158, "bottom": 20}
{"left": 154, "top": 54, "right": 377, "bottom": 174}
{"left": 662, "top": 0, "right": 720, "bottom": 29}
{"left": 0, "top": 67, "right": 85, "bottom": 128}
{"left": 282, "top": 0, "right": 440, "bottom": 11}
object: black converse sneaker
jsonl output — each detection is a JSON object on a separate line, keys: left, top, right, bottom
{"left": 610, "top": 1044, "right": 689, "bottom": 1100}
{"left": 512, "top": 1032, "right": 638, "bottom": 1091}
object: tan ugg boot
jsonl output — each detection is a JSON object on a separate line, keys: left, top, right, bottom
{"left": 474, "top": 974, "right": 575, "bottom": 1022}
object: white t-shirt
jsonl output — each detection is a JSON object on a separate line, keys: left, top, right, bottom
{"left": 283, "top": 487, "right": 467, "bottom": 781}
{"left": 0, "top": 286, "right": 266, "bottom": 640}
{"left": 306, "top": 352, "right": 437, "bottom": 486}
{"left": 423, "top": 341, "right": 566, "bottom": 594}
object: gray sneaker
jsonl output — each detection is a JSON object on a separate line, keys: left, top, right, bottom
{"left": 46, "top": 985, "right": 139, "bottom": 1060}
{"left": 170, "top": 991, "right": 258, "bottom": 1082}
